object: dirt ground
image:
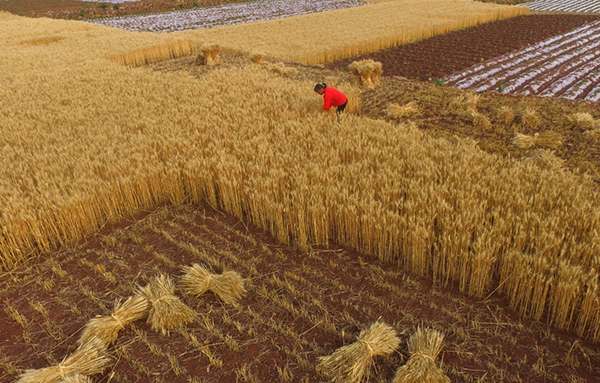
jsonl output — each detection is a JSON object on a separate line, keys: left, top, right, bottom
{"left": 2, "top": 203, "right": 599, "bottom": 383}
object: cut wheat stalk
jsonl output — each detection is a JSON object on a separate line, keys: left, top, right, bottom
{"left": 496, "top": 105, "right": 515, "bottom": 126}
{"left": 196, "top": 44, "right": 221, "bottom": 66}
{"left": 138, "top": 275, "right": 196, "bottom": 335}
{"left": 249, "top": 51, "right": 264, "bottom": 66}
{"left": 512, "top": 131, "right": 563, "bottom": 150}
{"left": 393, "top": 327, "right": 450, "bottom": 383}
{"left": 386, "top": 102, "right": 419, "bottom": 120}
{"left": 181, "top": 264, "right": 246, "bottom": 304}
{"left": 317, "top": 321, "right": 400, "bottom": 383}
{"left": 78, "top": 294, "right": 148, "bottom": 346}
{"left": 572, "top": 112, "right": 595, "bottom": 130}
{"left": 16, "top": 338, "right": 110, "bottom": 383}
{"left": 348, "top": 60, "right": 382, "bottom": 88}
{"left": 584, "top": 128, "right": 600, "bottom": 142}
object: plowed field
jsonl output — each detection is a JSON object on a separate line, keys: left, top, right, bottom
{"left": 327, "top": 14, "right": 600, "bottom": 82}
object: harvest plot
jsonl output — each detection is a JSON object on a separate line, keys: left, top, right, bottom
{"left": 89, "top": 0, "right": 365, "bottom": 32}
{"left": 444, "top": 20, "right": 600, "bottom": 101}
{"left": 521, "top": 0, "right": 600, "bottom": 13}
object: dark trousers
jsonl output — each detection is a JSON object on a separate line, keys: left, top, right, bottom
{"left": 336, "top": 100, "right": 348, "bottom": 114}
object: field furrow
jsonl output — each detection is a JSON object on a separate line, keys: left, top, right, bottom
{"left": 445, "top": 20, "right": 600, "bottom": 100}
{"left": 448, "top": 21, "right": 600, "bottom": 89}
{"left": 522, "top": 0, "right": 600, "bottom": 13}
{"left": 88, "top": 0, "right": 365, "bottom": 32}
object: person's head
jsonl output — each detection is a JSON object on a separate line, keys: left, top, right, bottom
{"left": 313, "top": 83, "right": 327, "bottom": 95}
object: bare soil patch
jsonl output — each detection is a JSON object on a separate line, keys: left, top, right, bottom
{"left": 326, "top": 14, "right": 600, "bottom": 82}
{"left": 0, "top": 0, "right": 249, "bottom": 20}
{"left": 1, "top": 203, "right": 599, "bottom": 383}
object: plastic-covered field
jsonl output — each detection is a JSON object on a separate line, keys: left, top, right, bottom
{"left": 89, "top": 0, "right": 365, "bottom": 32}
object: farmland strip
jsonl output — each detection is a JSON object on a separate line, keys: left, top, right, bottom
{"left": 495, "top": 37, "right": 600, "bottom": 94}
{"left": 449, "top": 21, "right": 600, "bottom": 90}
{"left": 443, "top": 21, "right": 600, "bottom": 85}
{"left": 522, "top": 0, "right": 600, "bottom": 13}
{"left": 89, "top": 0, "right": 365, "bottom": 32}
{"left": 538, "top": 60, "right": 600, "bottom": 98}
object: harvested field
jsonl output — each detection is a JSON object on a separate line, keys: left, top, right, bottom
{"left": 2, "top": 203, "right": 600, "bottom": 383}
{"left": 327, "top": 14, "right": 600, "bottom": 81}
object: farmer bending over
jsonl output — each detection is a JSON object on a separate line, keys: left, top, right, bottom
{"left": 314, "top": 83, "right": 347, "bottom": 114}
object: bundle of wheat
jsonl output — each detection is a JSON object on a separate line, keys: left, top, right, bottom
{"left": 386, "top": 102, "right": 419, "bottom": 120}
{"left": 496, "top": 105, "right": 515, "bottom": 126}
{"left": 461, "top": 108, "right": 491, "bottom": 130}
{"left": 512, "top": 131, "right": 563, "bottom": 150}
{"left": 138, "top": 275, "right": 196, "bottom": 335}
{"left": 317, "top": 321, "right": 400, "bottom": 383}
{"left": 57, "top": 374, "right": 92, "bottom": 383}
{"left": 533, "top": 131, "right": 563, "bottom": 149}
{"left": 512, "top": 133, "right": 536, "bottom": 149}
{"left": 196, "top": 44, "right": 221, "bottom": 66}
{"left": 78, "top": 294, "right": 148, "bottom": 346}
{"left": 181, "top": 264, "right": 246, "bottom": 304}
{"left": 17, "top": 338, "right": 110, "bottom": 383}
{"left": 250, "top": 51, "right": 264, "bottom": 66}
{"left": 572, "top": 112, "right": 595, "bottom": 130}
{"left": 519, "top": 107, "right": 541, "bottom": 130}
{"left": 393, "top": 327, "right": 450, "bottom": 383}
{"left": 269, "top": 62, "right": 298, "bottom": 76}
{"left": 584, "top": 128, "right": 600, "bottom": 142}
{"left": 348, "top": 60, "right": 382, "bottom": 88}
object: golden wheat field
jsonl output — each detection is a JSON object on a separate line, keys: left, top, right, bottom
{"left": 1, "top": 0, "right": 600, "bottom": 381}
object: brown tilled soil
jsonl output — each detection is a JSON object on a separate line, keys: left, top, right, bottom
{"left": 1, "top": 203, "right": 599, "bottom": 383}
{"left": 0, "top": 0, "right": 250, "bottom": 19}
{"left": 327, "top": 14, "right": 600, "bottom": 82}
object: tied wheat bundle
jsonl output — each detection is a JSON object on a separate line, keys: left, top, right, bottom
{"left": 269, "top": 62, "right": 298, "bottom": 76}
{"left": 78, "top": 294, "right": 148, "bottom": 346}
{"left": 461, "top": 108, "right": 491, "bottom": 130}
{"left": 317, "top": 321, "right": 400, "bottom": 383}
{"left": 348, "top": 60, "right": 382, "bottom": 88}
{"left": 138, "top": 275, "right": 196, "bottom": 335}
{"left": 17, "top": 338, "right": 110, "bottom": 383}
{"left": 571, "top": 112, "right": 595, "bottom": 130}
{"left": 181, "top": 264, "right": 246, "bottom": 304}
{"left": 196, "top": 44, "right": 221, "bottom": 66}
{"left": 519, "top": 107, "right": 541, "bottom": 129}
{"left": 512, "top": 131, "right": 563, "bottom": 150}
{"left": 250, "top": 51, "right": 264, "bottom": 66}
{"left": 393, "top": 327, "right": 450, "bottom": 383}
{"left": 58, "top": 374, "right": 92, "bottom": 383}
{"left": 386, "top": 102, "right": 419, "bottom": 120}
{"left": 496, "top": 105, "right": 515, "bottom": 126}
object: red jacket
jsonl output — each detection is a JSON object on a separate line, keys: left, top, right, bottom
{"left": 323, "top": 87, "right": 347, "bottom": 110}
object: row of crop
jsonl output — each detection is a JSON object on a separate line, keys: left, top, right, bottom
{"left": 522, "top": 0, "right": 600, "bottom": 13}
{"left": 445, "top": 20, "right": 600, "bottom": 100}
{"left": 89, "top": 0, "right": 365, "bottom": 32}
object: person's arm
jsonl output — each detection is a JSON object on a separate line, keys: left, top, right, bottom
{"left": 323, "top": 91, "right": 332, "bottom": 111}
